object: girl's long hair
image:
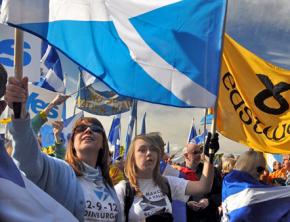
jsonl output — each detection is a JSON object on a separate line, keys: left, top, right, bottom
{"left": 65, "top": 117, "right": 113, "bottom": 187}
{"left": 124, "top": 134, "right": 168, "bottom": 196}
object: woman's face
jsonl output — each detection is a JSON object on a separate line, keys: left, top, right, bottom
{"left": 134, "top": 139, "right": 158, "bottom": 176}
{"left": 73, "top": 120, "right": 104, "bottom": 160}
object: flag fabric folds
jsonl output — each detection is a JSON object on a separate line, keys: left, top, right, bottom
{"left": 108, "top": 114, "right": 121, "bottom": 160}
{"left": 1, "top": 0, "right": 226, "bottom": 108}
{"left": 140, "top": 112, "right": 146, "bottom": 135}
{"left": 62, "top": 111, "right": 84, "bottom": 144}
{"left": 193, "top": 129, "right": 208, "bottom": 145}
{"left": 217, "top": 34, "right": 290, "bottom": 154}
{"left": 0, "top": 140, "right": 78, "bottom": 221}
{"left": 76, "top": 70, "right": 132, "bottom": 116}
{"left": 125, "top": 100, "right": 137, "bottom": 156}
{"left": 222, "top": 170, "right": 290, "bottom": 222}
{"left": 38, "top": 42, "right": 65, "bottom": 93}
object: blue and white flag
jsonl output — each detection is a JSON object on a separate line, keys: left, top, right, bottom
{"left": 0, "top": 140, "right": 78, "bottom": 221}
{"left": 38, "top": 42, "right": 65, "bottom": 93}
{"left": 1, "top": 0, "right": 226, "bottom": 108}
{"left": 76, "top": 69, "right": 132, "bottom": 116}
{"left": 191, "top": 129, "right": 208, "bottom": 145}
{"left": 124, "top": 100, "right": 137, "bottom": 156}
{"left": 222, "top": 170, "right": 290, "bottom": 222}
{"left": 140, "top": 112, "right": 146, "bottom": 135}
{"left": 108, "top": 114, "right": 121, "bottom": 160}
{"left": 264, "top": 153, "right": 283, "bottom": 173}
{"left": 200, "top": 114, "right": 214, "bottom": 125}
{"left": 187, "top": 118, "right": 197, "bottom": 142}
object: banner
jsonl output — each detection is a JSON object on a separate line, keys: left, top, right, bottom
{"left": 0, "top": 24, "right": 40, "bottom": 82}
{"left": 217, "top": 34, "right": 290, "bottom": 154}
{"left": 27, "top": 84, "right": 63, "bottom": 124}
{"left": 76, "top": 71, "right": 132, "bottom": 116}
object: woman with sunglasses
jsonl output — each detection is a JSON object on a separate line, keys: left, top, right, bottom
{"left": 221, "top": 150, "right": 290, "bottom": 221}
{"left": 115, "top": 133, "right": 219, "bottom": 222}
{"left": 6, "top": 76, "right": 122, "bottom": 222}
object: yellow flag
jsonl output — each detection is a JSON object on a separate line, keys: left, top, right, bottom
{"left": 217, "top": 34, "right": 290, "bottom": 154}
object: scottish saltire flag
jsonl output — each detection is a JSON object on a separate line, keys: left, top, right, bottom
{"left": 187, "top": 118, "right": 197, "bottom": 142}
{"left": 193, "top": 129, "right": 208, "bottom": 145}
{"left": 40, "top": 124, "right": 54, "bottom": 147}
{"left": 140, "top": 112, "right": 146, "bottom": 135}
{"left": 108, "top": 114, "right": 121, "bottom": 160}
{"left": 76, "top": 69, "right": 132, "bottom": 116}
{"left": 200, "top": 114, "right": 214, "bottom": 125}
{"left": 0, "top": 140, "right": 78, "bottom": 221}
{"left": 222, "top": 170, "right": 290, "bottom": 222}
{"left": 1, "top": 0, "right": 226, "bottom": 108}
{"left": 38, "top": 42, "right": 65, "bottom": 93}
{"left": 124, "top": 100, "right": 137, "bottom": 156}
{"left": 264, "top": 153, "right": 283, "bottom": 172}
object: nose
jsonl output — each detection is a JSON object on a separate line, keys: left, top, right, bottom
{"left": 84, "top": 126, "right": 93, "bottom": 133}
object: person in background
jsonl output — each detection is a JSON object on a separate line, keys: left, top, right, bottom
{"left": 222, "top": 150, "right": 290, "bottom": 221}
{"left": 272, "top": 160, "right": 282, "bottom": 172}
{"left": 221, "top": 157, "right": 236, "bottom": 178}
{"left": 115, "top": 133, "right": 219, "bottom": 222}
{"left": 6, "top": 76, "right": 122, "bottom": 222}
{"left": 268, "top": 154, "right": 290, "bottom": 186}
{"left": 31, "top": 94, "right": 68, "bottom": 159}
{"left": 109, "top": 156, "right": 125, "bottom": 185}
{"left": 179, "top": 141, "right": 222, "bottom": 222}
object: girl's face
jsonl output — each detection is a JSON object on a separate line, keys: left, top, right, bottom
{"left": 134, "top": 139, "right": 158, "bottom": 177}
{"left": 73, "top": 120, "right": 104, "bottom": 160}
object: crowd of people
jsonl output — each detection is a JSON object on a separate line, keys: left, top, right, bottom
{"left": 1, "top": 64, "right": 290, "bottom": 221}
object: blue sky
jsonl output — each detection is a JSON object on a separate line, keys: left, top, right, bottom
{"left": 61, "top": 1, "right": 290, "bottom": 155}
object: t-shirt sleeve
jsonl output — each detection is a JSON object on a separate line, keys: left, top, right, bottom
{"left": 114, "top": 180, "right": 126, "bottom": 221}
{"left": 166, "top": 176, "right": 189, "bottom": 202}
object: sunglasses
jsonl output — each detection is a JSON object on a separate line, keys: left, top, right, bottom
{"left": 74, "top": 124, "right": 104, "bottom": 134}
{"left": 191, "top": 150, "right": 202, "bottom": 155}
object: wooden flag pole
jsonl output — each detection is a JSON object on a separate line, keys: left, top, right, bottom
{"left": 13, "top": 29, "right": 24, "bottom": 118}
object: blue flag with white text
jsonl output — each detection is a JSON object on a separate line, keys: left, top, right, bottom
{"left": 1, "top": 0, "right": 226, "bottom": 108}
{"left": 222, "top": 170, "right": 290, "bottom": 222}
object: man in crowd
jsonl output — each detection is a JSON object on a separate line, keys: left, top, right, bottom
{"left": 269, "top": 154, "right": 290, "bottom": 185}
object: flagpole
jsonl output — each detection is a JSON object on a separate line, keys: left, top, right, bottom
{"left": 203, "top": 108, "right": 208, "bottom": 144}
{"left": 134, "top": 100, "right": 138, "bottom": 136}
{"left": 13, "top": 29, "right": 23, "bottom": 118}
{"left": 210, "top": 0, "right": 228, "bottom": 163}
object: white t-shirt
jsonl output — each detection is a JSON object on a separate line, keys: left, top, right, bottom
{"left": 79, "top": 178, "right": 119, "bottom": 222}
{"left": 115, "top": 176, "right": 189, "bottom": 222}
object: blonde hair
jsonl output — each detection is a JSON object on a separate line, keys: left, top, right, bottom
{"left": 124, "top": 134, "right": 167, "bottom": 196}
{"left": 222, "top": 158, "right": 236, "bottom": 175}
{"left": 234, "top": 150, "right": 266, "bottom": 179}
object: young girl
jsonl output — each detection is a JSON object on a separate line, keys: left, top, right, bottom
{"left": 115, "top": 134, "right": 218, "bottom": 222}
